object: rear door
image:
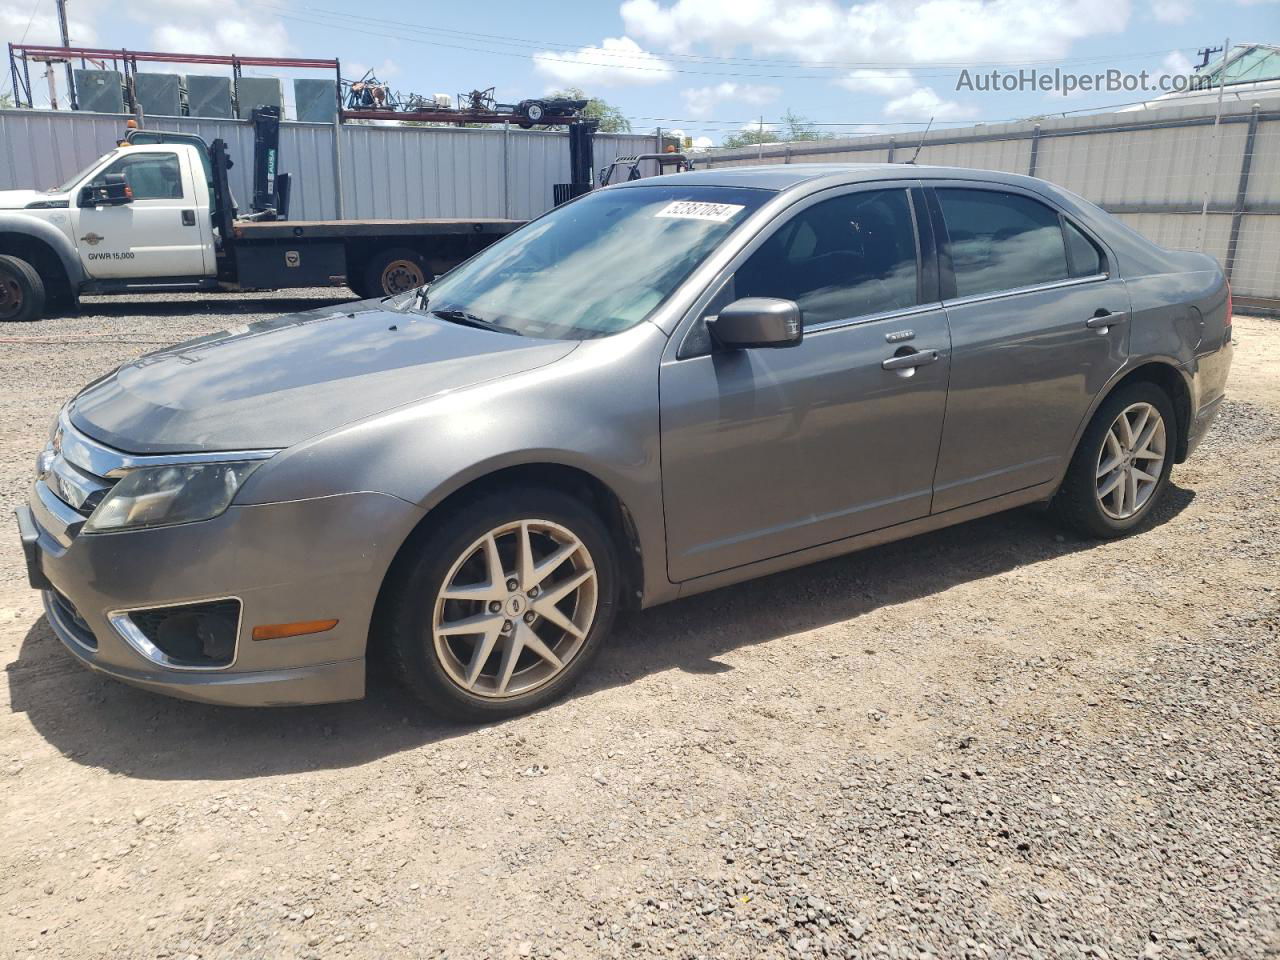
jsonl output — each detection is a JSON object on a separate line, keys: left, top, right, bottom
{"left": 72, "top": 149, "right": 211, "bottom": 280}
{"left": 659, "top": 184, "right": 953, "bottom": 582}
{"left": 927, "top": 184, "right": 1131, "bottom": 513}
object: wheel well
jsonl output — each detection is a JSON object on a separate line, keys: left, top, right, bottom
{"left": 0, "top": 233, "right": 74, "bottom": 309}
{"left": 369, "top": 463, "right": 645, "bottom": 656}
{"left": 1107, "top": 362, "right": 1193, "bottom": 462}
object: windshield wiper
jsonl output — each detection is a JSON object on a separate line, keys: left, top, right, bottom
{"left": 429, "top": 309, "right": 519, "bottom": 336}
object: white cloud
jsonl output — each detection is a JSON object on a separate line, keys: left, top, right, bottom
{"left": 839, "top": 69, "right": 965, "bottom": 121}
{"left": 837, "top": 69, "right": 916, "bottom": 96}
{"left": 345, "top": 59, "right": 400, "bottom": 82}
{"left": 533, "top": 36, "right": 672, "bottom": 87}
{"left": 883, "top": 85, "right": 967, "bottom": 119}
{"left": 682, "top": 81, "right": 780, "bottom": 116}
{"left": 0, "top": 0, "right": 98, "bottom": 50}
{"left": 1161, "top": 49, "right": 1194, "bottom": 77}
{"left": 1149, "top": 0, "right": 1193, "bottom": 21}
{"left": 149, "top": 10, "right": 292, "bottom": 58}
{"left": 622, "top": 0, "right": 1131, "bottom": 64}
{"left": 664, "top": 128, "right": 715, "bottom": 151}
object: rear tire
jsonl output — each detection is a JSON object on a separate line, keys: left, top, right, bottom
{"left": 381, "top": 487, "right": 619, "bottom": 722}
{"left": 1052, "top": 381, "right": 1176, "bottom": 539}
{"left": 356, "top": 247, "right": 430, "bottom": 299}
{"left": 0, "top": 255, "right": 46, "bottom": 322}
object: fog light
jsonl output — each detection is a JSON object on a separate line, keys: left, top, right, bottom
{"left": 121, "top": 599, "right": 241, "bottom": 668}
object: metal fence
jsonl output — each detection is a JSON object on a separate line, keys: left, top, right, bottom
{"left": 699, "top": 98, "right": 1280, "bottom": 307}
{"left": 0, "top": 108, "right": 658, "bottom": 222}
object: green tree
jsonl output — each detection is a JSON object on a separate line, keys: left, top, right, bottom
{"left": 0, "top": 91, "right": 13, "bottom": 109}
{"left": 548, "top": 87, "right": 631, "bottom": 133}
{"left": 721, "top": 109, "right": 831, "bottom": 148}
{"left": 720, "top": 125, "right": 780, "bottom": 149}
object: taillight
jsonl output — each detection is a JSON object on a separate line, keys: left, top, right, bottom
{"left": 1225, "top": 279, "right": 1232, "bottom": 327}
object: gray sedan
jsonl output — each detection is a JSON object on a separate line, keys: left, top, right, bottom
{"left": 17, "top": 164, "right": 1233, "bottom": 720}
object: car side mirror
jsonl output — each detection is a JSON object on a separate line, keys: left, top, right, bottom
{"left": 80, "top": 173, "right": 132, "bottom": 207}
{"left": 706, "top": 297, "right": 803, "bottom": 350}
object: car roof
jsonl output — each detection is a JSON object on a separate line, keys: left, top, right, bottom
{"left": 611, "top": 162, "right": 1049, "bottom": 194}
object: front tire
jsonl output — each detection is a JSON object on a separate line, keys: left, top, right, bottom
{"left": 0, "top": 255, "right": 46, "bottom": 322}
{"left": 1053, "top": 381, "right": 1176, "bottom": 538}
{"left": 382, "top": 487, "right": 619, "bottom": 722}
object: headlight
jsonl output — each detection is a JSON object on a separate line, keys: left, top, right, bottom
{"left": 84, "top": 461, "right": 262, "bottom": 534}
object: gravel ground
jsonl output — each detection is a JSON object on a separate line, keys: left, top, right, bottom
{"left": 0, "top": 292, "right": 1276, "bottom": 960}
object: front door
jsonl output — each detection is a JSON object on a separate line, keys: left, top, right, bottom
{"left": 73, "top": 150, "right": 209, "bottom": 279}
{"left": 927, "top": 186, "right": 1131, "bottom": 512}
{"left": 660, "top": 186, "right": 953, "bottom": 583}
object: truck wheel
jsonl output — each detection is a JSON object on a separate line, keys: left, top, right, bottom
{"left": 359, "top": 248, "right": 430, "bottom": 298}
{"left": 0, "top": 255, "right": 46, "bottom": 323}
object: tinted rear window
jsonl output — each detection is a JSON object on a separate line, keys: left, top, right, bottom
{"left": 938, "top": 189, "right": 1069, "bottom": 298}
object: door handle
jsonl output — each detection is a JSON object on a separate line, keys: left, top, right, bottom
{"left": 882, "top": 349, "right": 939, "bottom": 372}
{"left": 1086, "top": 310, "right": 1127, "bottom": 331}
{"left": 181, "top": 209, "right": 197, "bottom": 226}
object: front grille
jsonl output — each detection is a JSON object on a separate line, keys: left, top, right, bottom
{"left": 47, "top": 590, "right": 97, "bottom": 650}
{"left": 39, "top": 418, "right": 118, "bottom": 518}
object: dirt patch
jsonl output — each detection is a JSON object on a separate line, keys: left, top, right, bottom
{"left": 1, "top": 296, "right": 1276, "bottom": 959}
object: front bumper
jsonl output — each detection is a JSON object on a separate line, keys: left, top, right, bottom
{"left": 20, "top": 484, "right": 425, "bottom": 707}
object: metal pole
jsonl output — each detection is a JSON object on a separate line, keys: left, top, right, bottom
{"left": 55, "top": 0, "right": 76, "bottom": 108}
{"left": 502, "top": 121, "right": 510, "bottom": 219}
{"left": 332, "top": 57, "right": 345, "bottom": 219}
{"left": 1197, "top": 38, "right": 1230, "bottom": 251}
{"left": 1223, "top": 104, "right": 1259, "bottom": 282}
{"left": 42, "top": 61, "right": 58, "bottom": 109}
{"left": 8, "top": 44, "right": 24, "bottom": 108}
{"left": 758, "top": 114, "right": 764, "bottom": 161}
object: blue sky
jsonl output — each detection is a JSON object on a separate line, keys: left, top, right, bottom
{"left": 1, "top": 0, "right": 1276, "bottom": 144}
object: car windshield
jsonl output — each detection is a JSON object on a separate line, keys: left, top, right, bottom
{"left": 420, "top": 185, "right": 772, "bottom": 340}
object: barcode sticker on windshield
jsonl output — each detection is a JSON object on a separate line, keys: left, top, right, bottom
{"left": 654, "top": 201, "right": 745, "bottom": 222}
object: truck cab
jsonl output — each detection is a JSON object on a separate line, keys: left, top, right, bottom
{"left": 28, "top": 144, "right": 213, "bottom": 279}
{"left": 0, "top": 142, "right": 218, "bottom": 321}
{"left": 0, "top": 116, "right": 521, "bottom": 322}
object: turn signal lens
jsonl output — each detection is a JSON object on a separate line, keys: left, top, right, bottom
{"left": 251, "top": 619, "right": 338, "bottom": 641}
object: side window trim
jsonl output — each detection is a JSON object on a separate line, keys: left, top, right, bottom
{"left": 941, "top": 271, "right": 1111, "bottom": 309}
{"left": 674, "top": 182, "right": 933, "bottom": 359}
{"left": 923, "top": 186, "right": 954, "bottom": 301}
{"left": 1060, "top": 212, "right": 1110, "bottom": 277}
{"left": 932, "top": 183, "right": 1077, "bottom": 301}
{"left": 926, "top": 180, "right": 1118, "bottom": 303}
{"left": 99, "top": 152, "right": 186, "bottom": 202}
{"left": 908, "top": 186, "right": 939, "bottom": 306}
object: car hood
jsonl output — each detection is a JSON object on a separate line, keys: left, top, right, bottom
{"left": 69, "top": 299, "right": 579, "bottom": 453}
{"left": 0, "top": 189, "right": 54, "bottom": 210}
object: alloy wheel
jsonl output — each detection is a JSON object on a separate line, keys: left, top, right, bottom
{"left": 1095, "top": 401, "right": 1167, "bottom": 520}
{"left": 432, "top": 519, "right": 598, "bottom": 699}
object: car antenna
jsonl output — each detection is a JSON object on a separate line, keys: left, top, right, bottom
{"left": 905, "top": 116, "right": 934, "bottom": 165}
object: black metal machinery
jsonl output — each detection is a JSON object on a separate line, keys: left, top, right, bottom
{"left": 599, "top": 153, "right": 695, "bottom": 187}
{"left": 248, "top": 106, "right": 290, "bottom": 220}
{"left": 553, "top": 121, "right": 597, "bottom": 205}
{"left": 125, "top": 107, "right": 289, "bottom": 222}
